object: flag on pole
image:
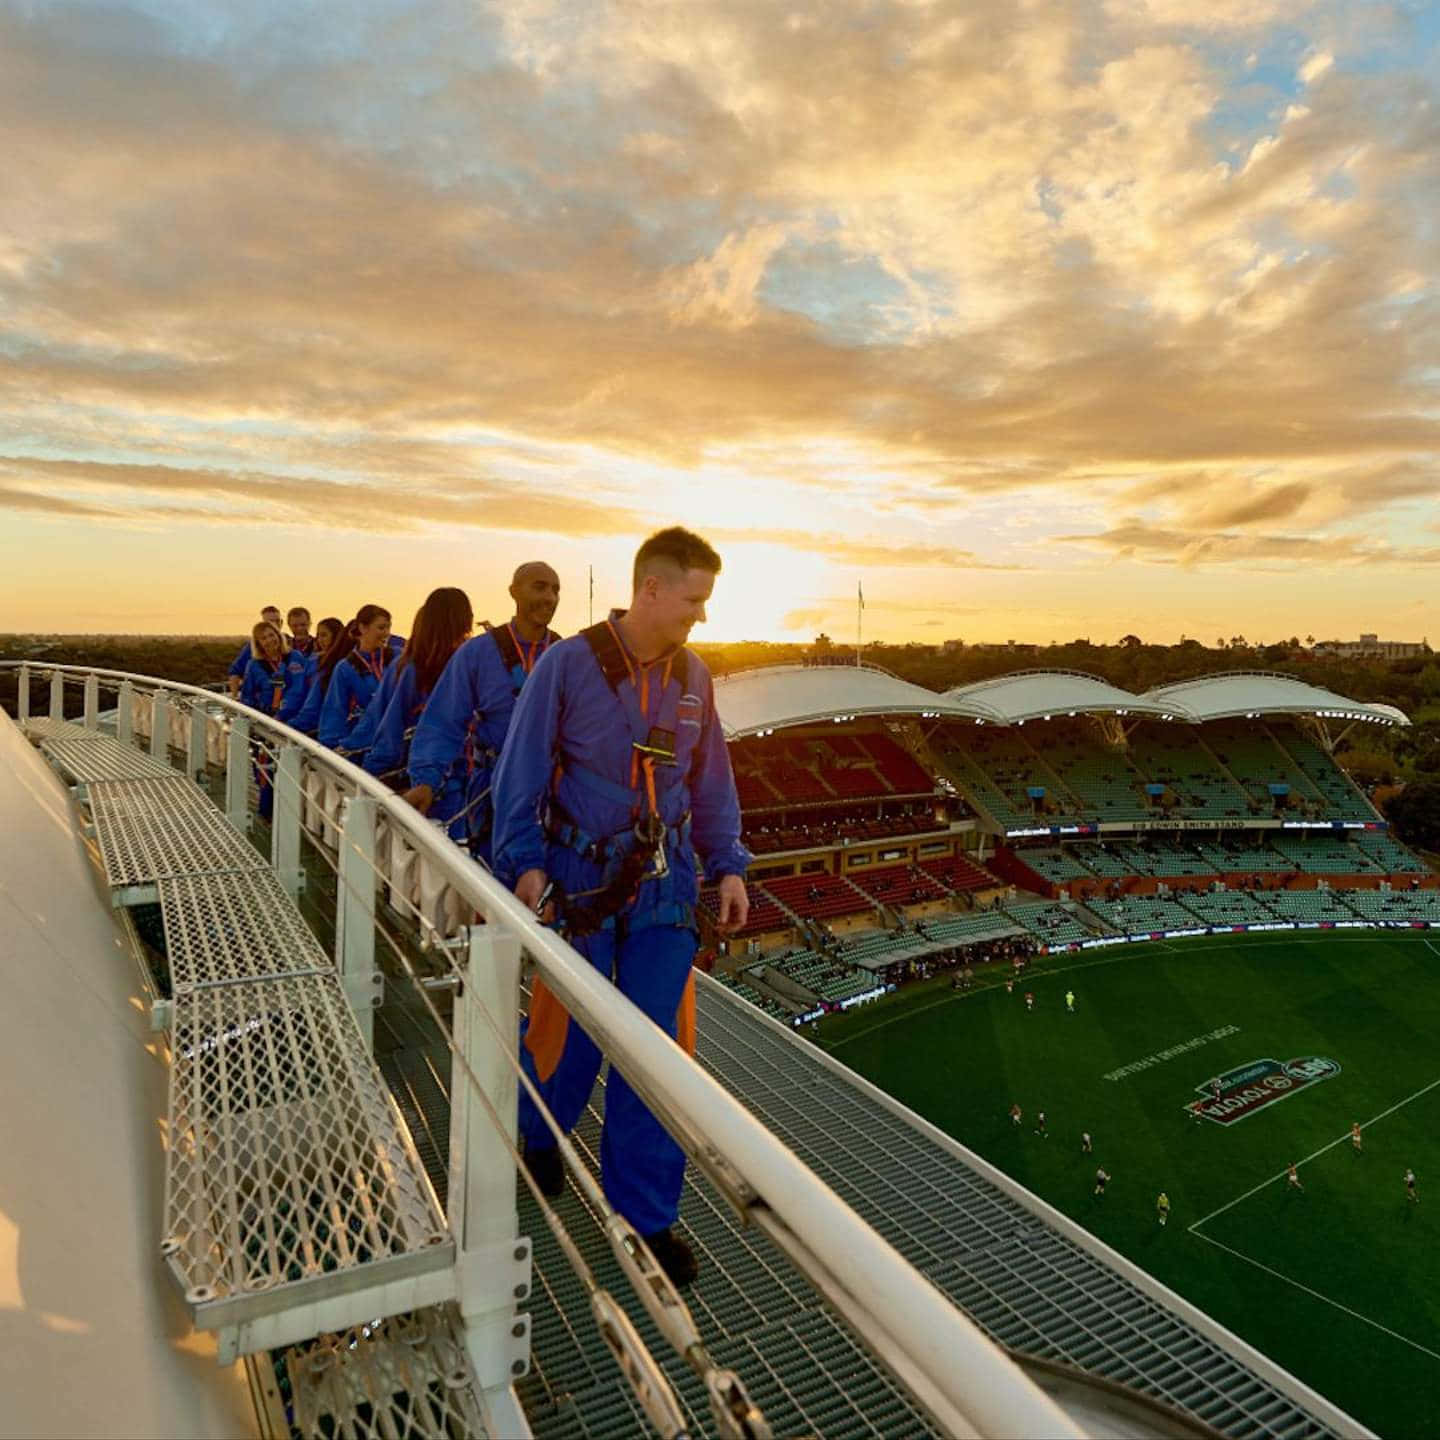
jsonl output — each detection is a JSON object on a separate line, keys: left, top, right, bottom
{"left": 858, "top": 580, "right": 865, "bottom": 611}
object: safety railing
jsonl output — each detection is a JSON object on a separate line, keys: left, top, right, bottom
{"left": 4, "top": 660, "right": 1084, "bottom": 1440}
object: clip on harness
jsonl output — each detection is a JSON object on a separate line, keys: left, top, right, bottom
{"left": 543, "top": 619, "right": 691, "bottom": 938}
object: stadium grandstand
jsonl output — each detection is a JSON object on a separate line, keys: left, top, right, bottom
{"left": 701, "top": 665, "right": 1431, "bottom": 1017}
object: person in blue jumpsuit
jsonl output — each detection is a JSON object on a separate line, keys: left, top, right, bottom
{"left": 491, "top": 529, "right": 750, "bottom": 1286}
{"left": 290, "top": 617, "right": 345, "bottom": 736}
{"left": 239, "top": 620, "right": 309, "bottom": 818}
{"left": 227, "top": 605, "right": 285, "bottom": 697}
{"left": 361, "top": 587, "right": 474, "bottom": 785}
{"left": 317, "top": 605, "right": 404, "bottom": 751}
{"left": 404, "top": 563, "right": 561, "bottom": 853}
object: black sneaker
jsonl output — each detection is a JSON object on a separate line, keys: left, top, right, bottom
{"left": 643, "top": 1228, "right": 698, "bottom": 1287}
{"left": 522, "top": 1142, "right": 565, "bottom": 1198}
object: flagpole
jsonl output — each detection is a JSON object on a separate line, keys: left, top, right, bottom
{"left": 588, "top": 565, "right": 594, "bottom": 627}
{"left": 856, "top": 580, "right": 863, "bottom": 667}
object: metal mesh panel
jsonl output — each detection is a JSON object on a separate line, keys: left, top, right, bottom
{"left": 160, "top": 870, "right": 334, "bottom": 991}
{"left": 165, "top": 974, "right": 450, "bottom": 1307}
{"left": 87, "top": 777, "right": 265, "bottom": 886}
{"left": 21, "top": 716, "right": 94, "bottom": 740}
{"left": 285, "top": 1305, "right": 488, "bottom": 1440}
{"left": 43, "top": 735, "right": 177, "bottom": 783}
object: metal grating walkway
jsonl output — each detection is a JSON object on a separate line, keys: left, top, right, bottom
{"left": 86, "top": 777, "right": 266, "bottom": 891}
{"left": 160, "top": 870, "right": 334, "bottom": 991}
{"left": 377, "top": 978, "right": 1339, "bottom": 1440}
{"left": 284, "top": 1305, "right": 490, "bottom": 1440}
{"left": 20, "top": 715, "right": 97, "bottom": 741}
{"left": 166, "top": 972, "right": 452, "bottom": 1326}
{"left": 44, "top": 733, "right": 178, "bottom": 783}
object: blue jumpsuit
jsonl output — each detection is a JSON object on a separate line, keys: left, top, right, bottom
{"left": 317, "top": 638, "right": 404, "bottom": 751}
{"left": 239, "top": 651, "right": 309, "bottom": 818}
{"left": 291, "top": 653, "right": 325, "bottom": 735}
{"left": 491, "top": 612, "right": 749, "bottom": 1236}
{"left": 344, "top": 662, "right": 403, "bottom": 760}
{"left": 362, "top": 663, "right": 427, "bottom": 782}
{"left": 407, "top": 624, "right": 559, "bottom": 852}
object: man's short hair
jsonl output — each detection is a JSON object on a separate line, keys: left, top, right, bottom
{"left": 632, "top": 527, "right": 722, "bottom": 592}
{"left": 286, "top": 606, "right": 310, "bottom": 622}
{"left": 261, "top": 605, "right": 282, "bottom": 618}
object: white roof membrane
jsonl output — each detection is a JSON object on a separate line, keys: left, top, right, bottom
{"left": 1142, "top": 672, "right": 1408, "bottom": 726}
{"left": 712, "top": 664, "right": 997, "bottom": 737}
{"left": 944, "top": 670, "right": 1170, "bottom": 723}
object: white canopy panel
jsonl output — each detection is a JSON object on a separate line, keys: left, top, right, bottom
{"left": 943, "top": 670, "right": 1170, "bottom": 724}
{"left": 712, "top": 664, "right": 997, "bottom": 738}
{"left": 1142, "top": 672, "right": 1409, "bottom": 725}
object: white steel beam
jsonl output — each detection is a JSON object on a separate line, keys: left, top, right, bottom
{"left": 117, "top": 680, "right": 134, "bottom": 744}
{"left": 150, "top": 689, "right": 171, "bottom": 759}
{"left": 224, "top": 715, "right": 250, "bottom": 830}
{"left": 83, "top": 674, "right": 99, "bottom": 730}
{"left": 271, "top": 744, "right": 303, "bottom": 899}
{"left": 335, "top": 794, "right": 379, "bottom": 1049}
{"left": 450, "top": 924, "right": 531, "bottom": 1391}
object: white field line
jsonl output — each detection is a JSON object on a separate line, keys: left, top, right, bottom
{"left": 1189, "top": 1074, "right": 1440, "bottom": 1231}
{"left": 1424, "top": 937, "right": 1440, "bottom": 959}
{"left": 1189, "top": 1230, "right": 1440, "bottom": 1365}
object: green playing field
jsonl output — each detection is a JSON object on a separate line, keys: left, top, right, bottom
{"left": 815, "top": 929, "right": 1440, "bottom": 1439}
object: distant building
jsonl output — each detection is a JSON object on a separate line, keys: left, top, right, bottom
{"left": 1312, "top": 633, "right": 1431, "bottom": 660}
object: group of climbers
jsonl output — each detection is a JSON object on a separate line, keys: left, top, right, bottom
{"left": 228, "top": 528, "right": 751, "bottom": 1288}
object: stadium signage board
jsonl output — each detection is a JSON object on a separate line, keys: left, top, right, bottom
{"left": 1184, "top": 1056, "right": 1340, "bottom": 1126}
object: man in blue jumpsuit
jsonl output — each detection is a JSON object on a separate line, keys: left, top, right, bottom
{"left": 404, "top": 562, "right": 561, "bottom": 856}
{"left": 491, "top": 528, "right": 750, "bottom": 1286}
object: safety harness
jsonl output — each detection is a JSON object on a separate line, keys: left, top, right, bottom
{"left": 344, "top": 644, "right": 395, "bottom": 721}
{"left": 450, "top": 623, "right": 561, "bottom": 842}
{"left": 542, "top": 619, "right": 696, "bottom": 937}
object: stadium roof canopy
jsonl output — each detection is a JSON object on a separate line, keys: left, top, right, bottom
{"left": 712, "top": 664, "right": 997, "bottom": 738}
{"left": 942, "top": 670, "right": 1171, "bottom": 724}
{"left": 1142, "top": 672, "right": 1410, "bottom": 726}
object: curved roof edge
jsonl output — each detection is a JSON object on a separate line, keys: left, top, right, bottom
{"left": 712, "top": 664, "right": 1001, "bottom": 737}
{"left": 1142, "top": 671, "right": 1409, "bottom": 726}
{"left": 944, "top": 669, "right": 1173, "bottom": 724}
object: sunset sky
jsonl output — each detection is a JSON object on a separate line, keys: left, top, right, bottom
{"left": 1, "top": 0, "right": 1437, "bottom": 643}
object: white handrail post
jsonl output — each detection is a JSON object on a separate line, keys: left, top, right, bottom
{"left": 226, "top": 715, "right": 250, "bottom": 830}
{"left": 17, "top": 664, "right": 29, "bottom": 722}
{"left": 271, "top": 744, "right": 303, "bottom": 900}
{"left": 150, "top": 689, "right": 171, "bottom": 759}
{"left": 451, "top": 924, "right": 531, "bottom": 1393}
{"left": 335, "top": 794, "right": 379, "bottom": 1049}
{"left": 49, "top": 670, "right": 64, "bottom": 721}
{"left": 186, "top": 704, "right": 208, "bottom": 782}
{"left": 117, "top": 681, "right": 134, "bottom": 745}
{"left": 83, "top": 674, "right": 99, "bottom": 730}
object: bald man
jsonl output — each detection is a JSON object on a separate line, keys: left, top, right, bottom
{"left": 404, "top": 563, "right": 562, "bottom": 859}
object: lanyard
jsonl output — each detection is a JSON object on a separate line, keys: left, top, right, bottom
{"left": 358, "top": 647, "right": 385, "bottom": 683}
{"left": 508, "top": 623, "right": 544, "bottom": 675}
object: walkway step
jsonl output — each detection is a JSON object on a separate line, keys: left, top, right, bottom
{"left": 165, "top": 972, "right": 452, "bottom": 1330}
{"left": 85, "top": 777, "right": 265, "bottom": 900}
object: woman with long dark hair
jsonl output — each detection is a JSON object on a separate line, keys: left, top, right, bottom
{"left": 291, "top": 615, "right": 345, "bottom": 735}
{"left": 318, "top": 604, "right": 398, "bottom": 750}
{"left": 363, "top": 588, "right": 473, "bottom": 784}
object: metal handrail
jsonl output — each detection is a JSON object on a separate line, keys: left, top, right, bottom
{"left": 4, "top": 659, "right": 1083, "bottom": 1440}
